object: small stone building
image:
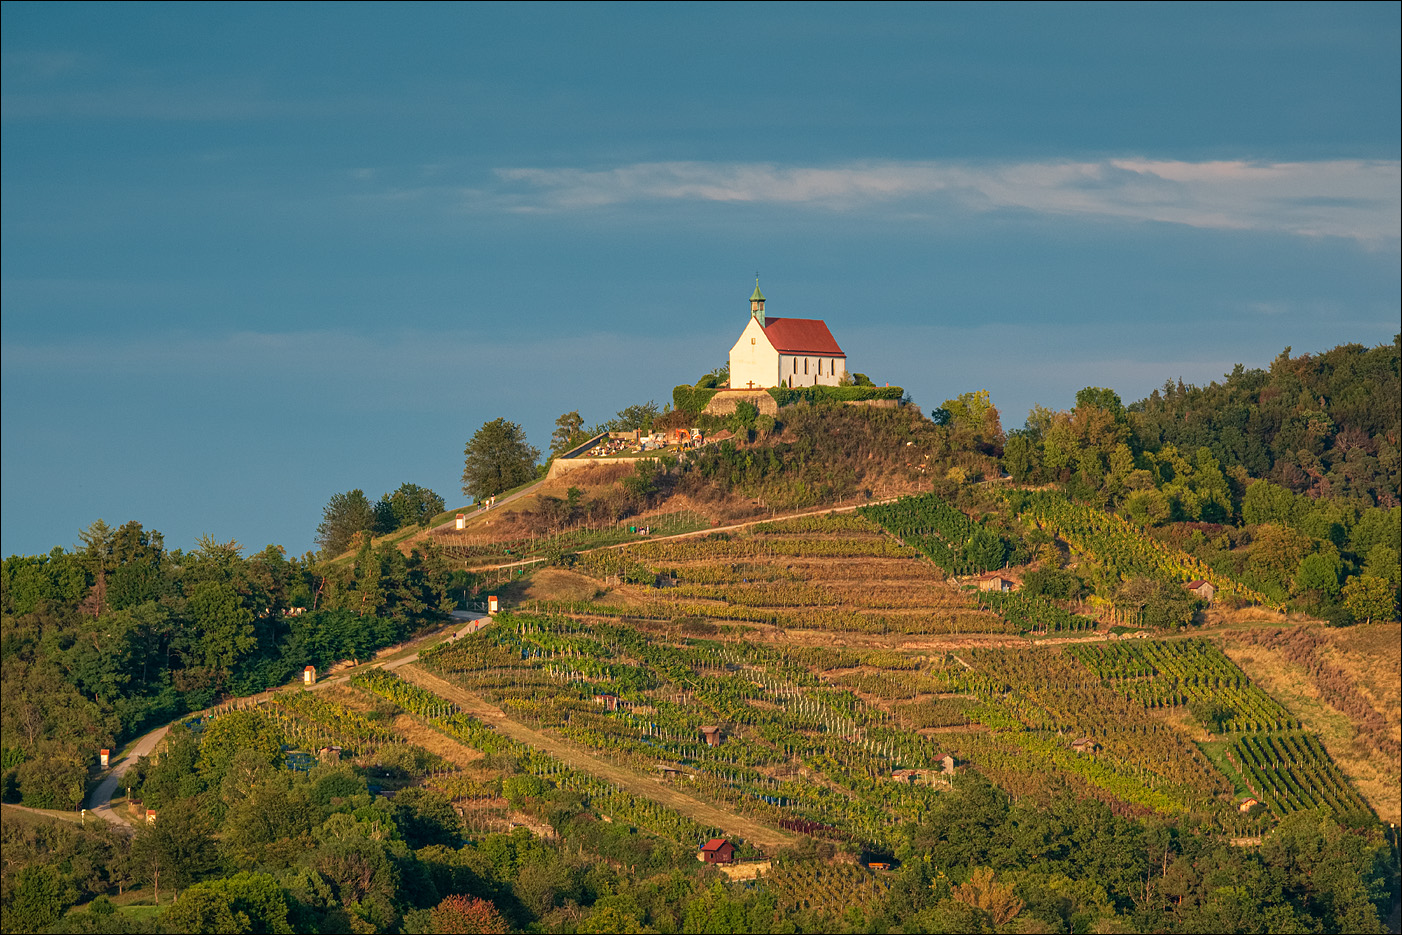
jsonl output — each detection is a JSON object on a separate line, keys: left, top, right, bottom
{"left": 700, "top": 726, "right": 723, "bottom": 747}
{"left": 1185, "top": 580, "right": 1216, "bottom": 602}
{"left": 892, "top": 755, "right": 957, "bottom": 785}
{"left": 1071, "top": 737, "right": 1101, "bottom": 754}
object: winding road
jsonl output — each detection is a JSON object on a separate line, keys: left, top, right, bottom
{"left": 82, "top": 609, "right": 491, "bottom": 834}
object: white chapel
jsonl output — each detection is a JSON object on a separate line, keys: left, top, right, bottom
{"left": 727, "top": 282, "right": 848, "bottom": 389}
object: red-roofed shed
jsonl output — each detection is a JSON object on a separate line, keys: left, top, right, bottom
{"left": 699, "top": 838, "right": 736, "bottom": 864}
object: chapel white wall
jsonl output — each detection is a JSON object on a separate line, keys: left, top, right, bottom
{"left": 728, "top": 318, "right": 778, "bottom": 389}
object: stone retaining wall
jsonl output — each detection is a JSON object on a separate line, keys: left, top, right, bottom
{"left": 546, "top": 456, "right": 646, "bottom": 480}
{"left": 702, "top": 389, "right": 779, "bottom": 417}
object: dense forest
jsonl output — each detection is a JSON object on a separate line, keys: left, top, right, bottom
{"left": 1, "top": 525, "right": 460, "bottom": 810}
{"left": 998, "top": 341, "right": 1400, "bottom": 624}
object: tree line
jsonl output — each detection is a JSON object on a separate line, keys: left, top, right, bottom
{"left": 3, "top": 749, "right": 1393, "bottom": 933}
{"left": 1, "top": 521, "right": 459, "bottom": 810}
{"left": 995, "top": 340, "right": 1400, "bottom": 623}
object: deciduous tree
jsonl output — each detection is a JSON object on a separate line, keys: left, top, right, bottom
{"left": 316, "top": 490, "right": 376, "bottom": 556}
{"left": 430, "top": 894, "right": 509, "bottom": 934}
{"left": 550, "top": 410, "right": 588, "bottom": 456}
{"left": 462, "top": 419, "right": 540, "bottom": 500}
{"left": 1341, "top": 575, "right": 1395, "bottom": 624}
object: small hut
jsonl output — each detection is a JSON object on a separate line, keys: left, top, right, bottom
{"left": 302, "top": 665, "right": 317, "bottom": 686}
{"left": 594, "top": 693, "right": 620, "bottom": 712}
{"left": 700, "top": 726, "right": 723, "bottom": 747}
{"left": 698, "top": 839, "right": 736, "bottom": 864}
{"left": 977, "top": 574, "right": 1015, "bottom": 593}
{"left": 1070, "top": 737, "right": 1101, "bottom": 754}
{"left": 1185, "top": 580, "right": 1216, "bottom": 602}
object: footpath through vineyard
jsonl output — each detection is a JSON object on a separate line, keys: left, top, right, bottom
{"left": 394, "top": 664, "right": 799, "bottom": 850}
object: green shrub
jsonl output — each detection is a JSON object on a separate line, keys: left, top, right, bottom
{"left": 768, "top": 385, "right": 903, "bottom": 407}
{"left": 672, "top": 385, "right": 719, "bottom": 414}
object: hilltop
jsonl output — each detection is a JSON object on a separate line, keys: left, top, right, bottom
{"left": 2, "top": 340, "right": 1398, "bottom": 933}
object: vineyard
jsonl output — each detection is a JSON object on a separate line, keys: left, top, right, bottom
{"left": 1066, "top": 640, "right": 1298, "bottom": 732}
{"left": 433, "top": 510, "right": 711, "bottom": 567}
{"left": 764, "top": 859, "right": 890, "bottom": 916}
{"left": 265, "top": 690, "right": 401, "bottom": 754}
{"left": 977, "top": 591, "right": 1099, "bottom": 634}
{"left": 1016, "top": 490, "right": 1272, "bottom": 606}
{"left": 238, "top": 496, "right": 1382, "bottom": 862}
{"left": 412, "top": 613, "right": 970, "bottom": 850}
{"left": 1228, "top": 732, "right": 1372, "bottom": 824}
{"left": 859, "top": 493, "right": 1004, "bottom": 575}
{"left": 950, "top": 646, "right": 1236, "bottom": 817}
{"left": 349, "top": 667, "right": 727, "bottom": 848}
{"left": 560, "top": 518, "right": 1007, "bottom": 636}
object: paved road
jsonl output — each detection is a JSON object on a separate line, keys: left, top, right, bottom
{"left": 85, "top": 724, "right": 171, "bottom": 835}
{"left": 430, "top": 479, "right": 549, "bottom": 535}
{"left": 80, "top": 610, "right": 494, "bottom": 829}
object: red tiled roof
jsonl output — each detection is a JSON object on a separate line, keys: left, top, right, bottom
{"left": 701, "top": 838, "right": 730, "bottom": 851}
{"left": 762, "top": 318, "right": 845, "bottom": 355}
{"left": 1185, "top": 580, "right": 1209, "bottom": 588}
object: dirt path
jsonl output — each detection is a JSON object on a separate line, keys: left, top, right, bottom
{"left": 454, "top": 497, "right": 906, "bottom": 573}
{"left": 395, "top": 664, "right": 798, "bottom": 851}
{"left": 392, "top": 714, "right": 484, "bottom": 767}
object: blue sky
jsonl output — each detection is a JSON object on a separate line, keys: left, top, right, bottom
{"left": 3, "top": 2, "right": 1399, "bottom": 557}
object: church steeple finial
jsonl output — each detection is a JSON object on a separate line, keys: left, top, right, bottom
{"left": 750, "top": 275, "right": 766, "bottom": 326}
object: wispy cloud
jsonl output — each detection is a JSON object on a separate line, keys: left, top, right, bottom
{"left": 490, "top": 158, "right": 1401, "bottom": 243}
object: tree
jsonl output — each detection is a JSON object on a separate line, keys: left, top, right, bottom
{"left": 963, "top": 528, "right": 1007, "bottom": 572}
{"left": 5, "top": 864, "right": 70, "bottom": 932}
{"left": 610, "top": 401, "right": 661, "bottom": 433}
{"left": 1074, "top": 387, "right": 1125, "bottom": 420}
{"left": 187, "top": 581, "right": 257, "bottom": 674}
{"left": 951, "top": 867, "right": 1024, "bottom": 928}
{"left": 315, "top": 490, "right": 375, "bottom": 556}
{"left": 1295, "top": 551, "right": 1344, "bottom": 598}
{"left": 198, "top": 709, "right": 285, "bottom": 783}
{"left": 430, "top": 894, "right": 510, "bottom": 934}
{"left": 1117, "top": 577, "right": 1198, "bottom": 629}
{"left": 391, "top": 787, "right": 461, "bottom": 849}
{"left": 1341, "top": 575, "right": 1395, "bottom": 624}
{"left": 1188, "top": 697, "right": 1233, "bottom": 733}
{"left": 551, "top": 411, "right": 588, "bottom": 456}
{"left": 462, "top": 419, "right": 540, "bottom": 500}
{"left": 377, "top": 483, "right": 447, "bottom": 533}
{"left": 130, "top": 799, "right": 221, "bottom": 903}
{"left": 162, "top": 872, "right": 293, "bottom": 934}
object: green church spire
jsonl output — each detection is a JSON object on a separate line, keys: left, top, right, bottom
{"left": 750, "top": 275, "right": 766, "bottom": 326}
